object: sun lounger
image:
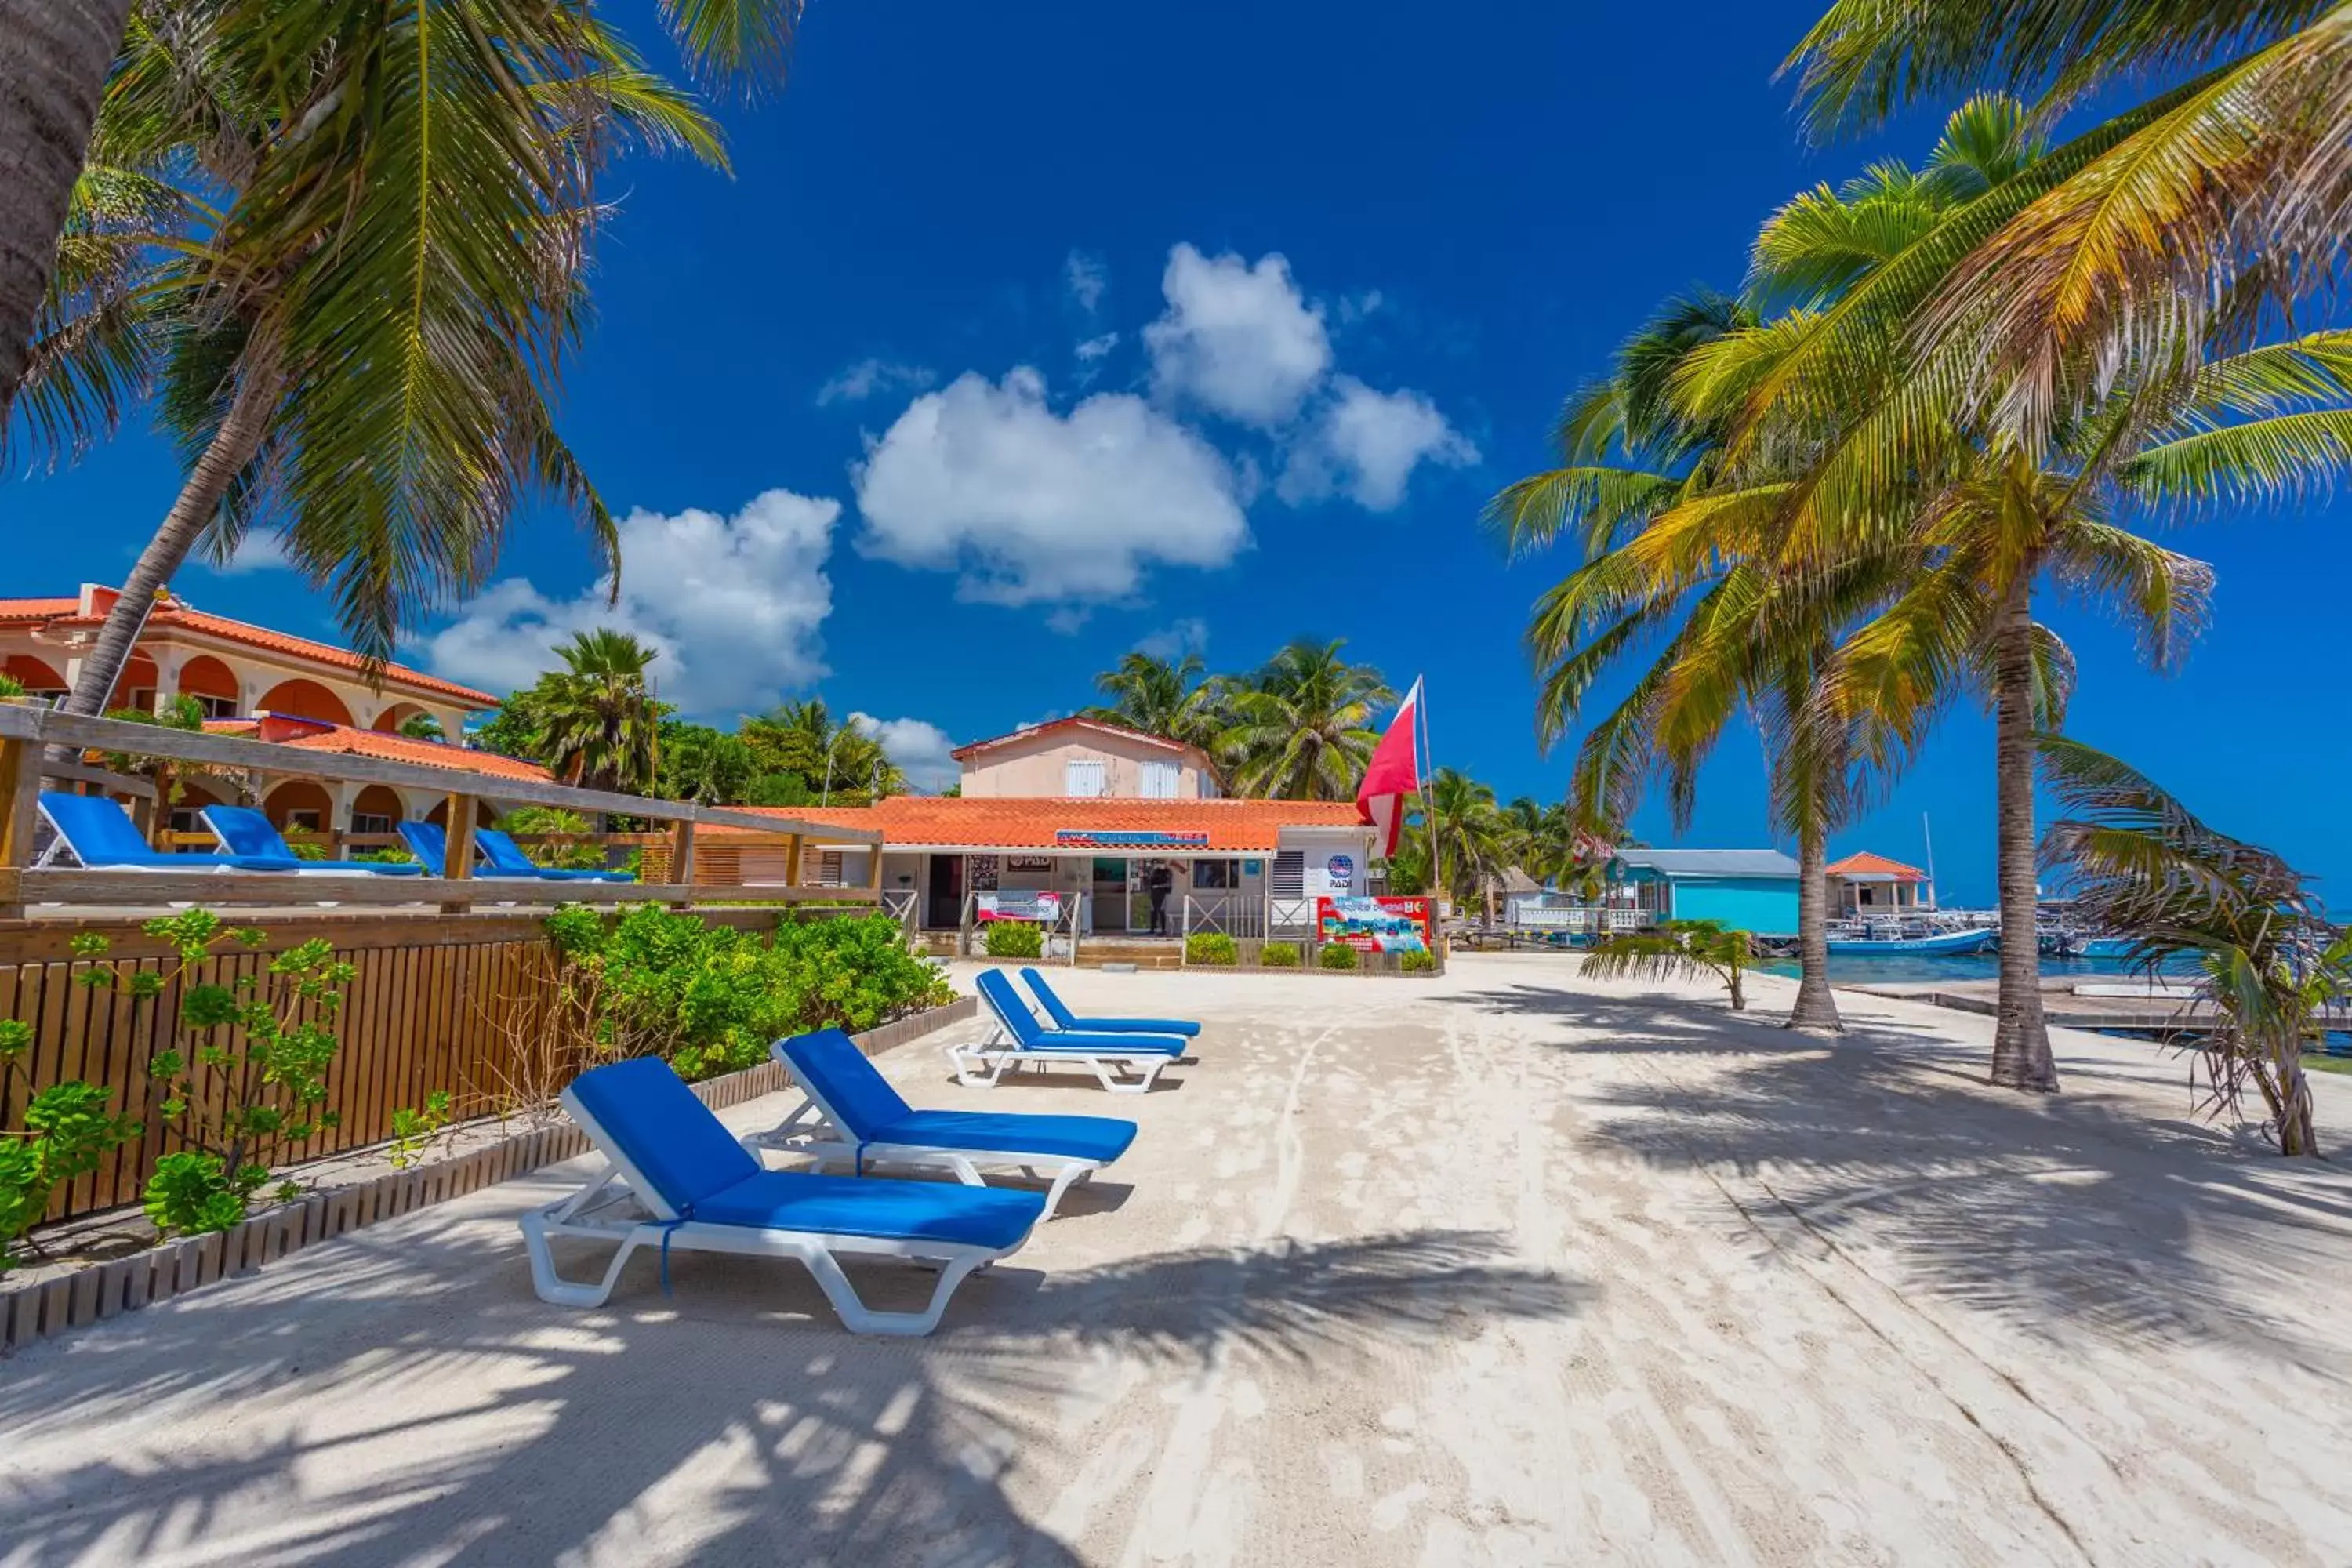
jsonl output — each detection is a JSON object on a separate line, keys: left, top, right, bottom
{"left": 956, "top": 970, "right": 1189, "bottom": 1094}
{"left": 201, "top": 804, "right": 423, "bottom": 875}
{"left": 748, "top": 1029, "right": 1138, "bottom": 1218}
{"left": 1018, "top": 966, "right": 1201, "bottom": 1038}
{"left": 395, "top": 820, "right": 579, "bottom": 883}
{"left": 474, "top": 826, "right": 633, "bottom": 882}
{"left": 35, "top": 792, "right": 300, "bottom": 872}
{"left": 520, "top": 1055, "right": 1046, "bottom": 1335}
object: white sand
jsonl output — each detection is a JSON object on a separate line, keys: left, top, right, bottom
{"left": 4, "top": 953, "right": 2349, "bottom": 1566}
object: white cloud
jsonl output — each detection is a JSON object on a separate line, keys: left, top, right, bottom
{"left": 1135, "top": 617, "right": 1208, "bottom": 659}
{"left": 1279, "top": 376, "right": 1478, "bottom": 511}
{"left": 1065, "top": 251, "right": 1109, "bottom": 314}
{"left": 852, "top": 367, "right": 1248, "bottom": 606}
{"left": 423, "top": 489, "right": 837, "bottom": 714}
{"left": 850, "top": 712, "right": 960, "bottom": 793}
{"left": 1144, "top": 244, "right": 1330, "bottom": 428}
{"left": 1075, "top": 332, "right": 1120, "bottom": 362}
{"left": 203, "top": 533, "right": 292, "bottom": 575}
{"left": 817, "top": 358, "right": 936, "bottom": 406}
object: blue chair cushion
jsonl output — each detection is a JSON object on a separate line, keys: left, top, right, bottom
{"left": 778, "top": 1029, "right": 911, "bottom": 1141}
{"left": 475, "top": 827, "right": 633, "bottom": 881}
{"left": 1019, "top": 967, "right": 1200, "bottom": 1036}
{"left": 565, "top": 1057, "right": 759, "bottom": 1214}
{"left": 1018, "top": 1031, "right": 1187, "bottom": 1056}
{"left": 397, "top": 821, "right": 448, "bottom": 866}
{"left": 691, "top": 1169, "right": 1044, "bottom": 1250}
{"left": 874, "top": 1110, "right": 1136, "bottom": 1165}
{"left": 202, "top": 805, "right": 423, "bottom": 875}
{"left": 41, "top": 793, "right": 296, "bottom": 870}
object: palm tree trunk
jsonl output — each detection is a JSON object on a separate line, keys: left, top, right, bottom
{"left": 1989, "top": 570, "right": 2057, "bottom": 1091}
{"left": 1786, "top": 822, "right": 1844, "bottom": 1033}
{"left": 61, "top": 337, "right": 283, "bottom": 717}
{"left": 0, "top": 0, "right": 136, "bottom": 425}
{"left": 2277, "top": 1036, "right": 2317, "bottom": 1156}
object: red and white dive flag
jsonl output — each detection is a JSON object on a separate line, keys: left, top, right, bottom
{"left": 1356, "top": 677, "right": 1425, "bottom": 857}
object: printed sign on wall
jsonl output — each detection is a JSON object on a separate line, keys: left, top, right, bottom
{"left": 1316, "top": 896, "right": 1432, "bottom": 953}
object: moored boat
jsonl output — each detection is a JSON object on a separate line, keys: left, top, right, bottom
{"left": 1824, "top": 925, "right": 1997, "bottom": 956}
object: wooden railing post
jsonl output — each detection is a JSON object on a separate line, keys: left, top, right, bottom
{"left": 783, "top": 833, "right": 803, "bottom": 889}
{"left": 0, "top": 735, "right": 38, "bottom": 918}
{"left": 670, "top": 819, "right": 695, "bottom": 909}
{"left": 441, "top": 794, "right": 475, "bottom": 913}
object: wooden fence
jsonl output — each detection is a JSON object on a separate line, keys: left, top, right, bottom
{"left": 0, "top": 906, "right": 822, "bottom": 1225}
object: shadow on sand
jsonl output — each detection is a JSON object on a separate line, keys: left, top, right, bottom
{"left": 0, "top": 1210, "right": 1587, "bottom": 1566}
{"left": 1452, "top": 978, "right": 2352, "bottom": 1369}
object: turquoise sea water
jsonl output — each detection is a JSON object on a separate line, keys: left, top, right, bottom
{"left": 1756, "top": 952, "right": 2198, "bottom": 985}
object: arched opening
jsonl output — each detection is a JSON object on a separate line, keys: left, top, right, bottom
{"left": 349, "top": 784, "right": 405, "bottom": 844}
{"left": 107, "top": 653, "right": 159, "bottom": 713}
{"left": 176, "top": 655, "right": 241, "bottom": 720}
{"left": 253, "top": 677, "right": 354, "bottom": 727}
{"left": 2, "top": 654, "right": 67, "bottom": 699}
{"left": 263, "top": 779, "right": 335, "bottom": 840}
{"left": 370, "top": 701, "right": 432, "bottom": 735}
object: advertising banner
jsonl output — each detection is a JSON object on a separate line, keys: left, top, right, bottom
{"left": 1316, "top": 895, "right": 1434, "bottom": 953}
{"left": 977, "top": 891, "right": 1065, "bottom": 924}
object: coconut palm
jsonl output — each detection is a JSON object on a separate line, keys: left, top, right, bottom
{"left": 740, "top": 699, "right": 904, "bottom": 804}
{"left": 27, "top": 4, "right": 733, "bottom": 719}
{"left": 1083, "top": 652, "right": 1232, "bottom": 776}
{"left": 0, "top": 0, "right": 805, "bottom": 433}
{"left": 1217, "top": 641, "right": 1393, "bottom": 801}
{"left": 1782, "top": 3, "right": 2352, "bottom": 452}
{"left": 1414, "top": 768, "right": 1510, "bottom": 918}
{"left": 1671, "top": 87, "right": 2352, "bottom": 1087}
{"left": 2039, "top": 734, "right": 2349, "bottom": 1156}
{"left": 537, "top": 630, "right": 662, "bottom": 793}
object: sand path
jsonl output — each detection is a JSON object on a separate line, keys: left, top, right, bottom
{"left": 3, "top": 954, "right": 2347, "bottom": 1566}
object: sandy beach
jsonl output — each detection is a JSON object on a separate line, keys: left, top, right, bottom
{"left": 4, "top": 953, "right": 2348, "bottom": 1566}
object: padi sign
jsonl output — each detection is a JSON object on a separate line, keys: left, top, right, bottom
{"left": 1052, "top": 829, "right": 1211, "bottom": 848}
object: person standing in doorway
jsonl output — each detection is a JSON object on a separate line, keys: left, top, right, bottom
{"left": 1147, "top": 861, "right": 1174, "bottom": 935}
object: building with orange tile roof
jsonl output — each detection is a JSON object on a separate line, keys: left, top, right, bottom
{"left": 1825, "top": 850, "right": 1932, "bottom": 916}
{"left": 699, "top": 718, "right": 1377, "bottom": 935}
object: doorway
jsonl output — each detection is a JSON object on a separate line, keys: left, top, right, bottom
{"left": 1089, "top": 857, "right": 1131, "bottom": 933}
{"left": 927, "top": 854, "right": 964, "bottom": 927}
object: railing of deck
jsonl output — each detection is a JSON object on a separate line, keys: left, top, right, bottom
{"left": 0, "top": 703, "right": 881, "bottom": 918}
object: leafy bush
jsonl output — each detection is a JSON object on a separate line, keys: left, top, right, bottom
{"left": 1185, "top": 931, "right": 1238, "bottom": 966}
{"left": 142, "top": 1152, "right": 246, "bottom": 1236}
{"left": 550, "top": 906, "right": 954, "bottom": 1082}
{"left": 1318, "top": 942, "right": 1359, "bottom": 971}
{"left": 984, "top": 920, "right": 1045, "bottom": 960}
{"left": 0, "top": 673, "right": 24, "bottom": 698}
{"left": 288, "top": 840, "right": 328, "bottom": 862}
{"left": 1, "top": 1022, "right": 143, "bottom": 1271}
{"left": 388, "top": 1091, "right": 456, "bottom": 1171}
{"left": 1399, "top": 949, "right": 1438, "bottom": 974}
{"left": 1258, "top": 942, "right": 1301, "bottom": 967}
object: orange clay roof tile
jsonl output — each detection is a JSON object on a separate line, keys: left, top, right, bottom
{"left": 713, "top": 794, "right": 1365, "bottom": 851}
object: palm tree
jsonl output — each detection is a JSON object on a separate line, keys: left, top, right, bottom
{"left": 658, "top": 723, "right": 757, "bottom": 804}
{"left": 1217, "top": 640, "right": 1393, "bottom": 800}
{"left": 740, "top": 699, "right": 906, "bottom": 804}
{"left": 1084, "top": 652, "right": 1231, "bottom": 778}
{"left": 1784, "top": 2, "right": 2352, "bottom": 451}
{"left": 537, "top": 630, "right": 662, "bottom": 793}
{"left": 1670, "top": 94, "right": 2352, "bottom": 1089}
{"left": 1415, "top": 768, "right": 1509, "bottom": 919}
{"left": 2040, "top": 735, "right": 2349, "bottom": 1156}
{"left": 1490, "top": 283, "right": 1883, "bottom": 1034}
{"left": 31, "top": 4, "right": 731, "bottom": 718}
{"left": 0, "top": 0, "right": 806, "bottom": 430}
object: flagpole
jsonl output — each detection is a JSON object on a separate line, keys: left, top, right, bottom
{"left": 1411, "top": 678, "right": 1440, "bottom": 921}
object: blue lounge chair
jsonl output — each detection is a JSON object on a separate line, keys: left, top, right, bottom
{"left": 521, "top": 1055, "right": 1044, "bottom": 1335}
{"left": 35, "top": 792, "right": 300, "bottom": 872}
{"left": 1018, "top": 967, "right": 1201, "bottom": 1039}
{"left": 750, "top": 1028, "right": 1137, "bottom": 1218}
{"left": 475, "top": 826, "right": 633, "bottom": 882}
{"left": 201, "top": 805, "right": 423, "bottom": 875}
{"left": 396, "top": 820, "right": 611, "bottom": 882}
{"left": 960, "top": 970, "right": 1189, "bottom": 1094}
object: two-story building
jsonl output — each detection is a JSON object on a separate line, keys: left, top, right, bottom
{"left": 717, "top": 717, "right": 1377, "bottom": 936}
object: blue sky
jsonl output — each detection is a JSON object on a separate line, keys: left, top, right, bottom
{"left": 5, "top": 0, "right": 2346, "bottom": 907}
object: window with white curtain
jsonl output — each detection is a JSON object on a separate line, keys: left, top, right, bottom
{"left": 1139, "top": 761, "right": 1179, "bottom": 798}
{"left": 1064, "top": 759, "right": 1106, "bottom": 797}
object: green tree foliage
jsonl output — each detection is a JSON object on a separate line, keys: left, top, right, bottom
{"left": 1581, "top": 920, "right": 1758, "bottom": 1011}
{"left": 535, "top": 630, "right": 665, "bottom": 793}
{"left": 1217, "top": 640, "right": 1394, "bottom": 800}
{"left": 0, "top": 1019, "right": 143, "bottom": 1271}
{"left": 2040, "top": 735, "right": 2349, "bottom": 1157}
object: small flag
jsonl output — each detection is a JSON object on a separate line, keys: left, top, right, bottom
{"left": 1356, "top": 677, "right": 1424, "bottom": 857}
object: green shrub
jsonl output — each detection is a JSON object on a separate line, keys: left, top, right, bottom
{"left": 1, "top": 1025, "right": 142, "bottom": 1270}
{"left": 1186, "top": 931, "right": 1238, "bottom": 966}
{"left": 984, "top": 920, "right": 1045, "bottom": 960}
{"left": 550, "top": 906, "right": 954, "bottom": 1082}
{"left": 0, "top": 673, "right": 24, "bottom": 698}
{"left": 1399, "top": 949, "right": 1438, "bottom": 974}
{"left": 1258, "top": 942, "right": 1301, "bottom": 967}
{"left": 1318, "top": 942, "right": 1359, "bottom": 971}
